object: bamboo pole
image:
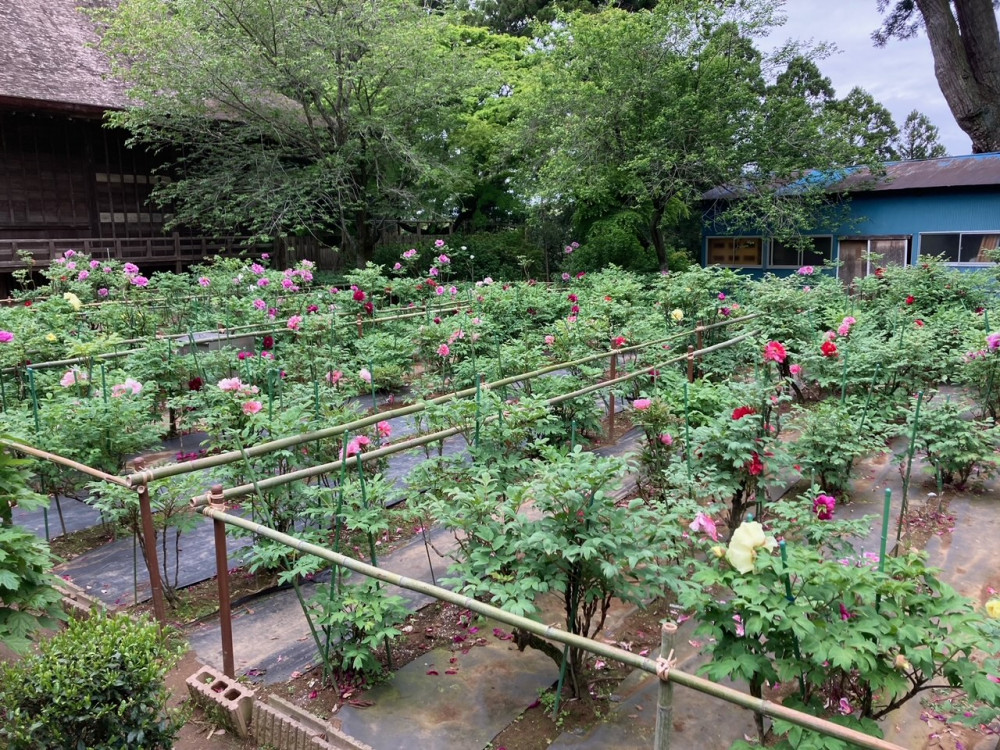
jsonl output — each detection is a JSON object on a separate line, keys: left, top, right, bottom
{"left": 127, "top": 329, "right": 699, "bottom": 486}
{"left": 0, "top": 439, "right": 130, "bottom": 487}
{"left": 654, "top": 621, "right": 677, "bottom": 750}
{"left": 186, "top": 332, "right": 758, "bottom": 506}
{"left": 197, "top": 505, "right": 907, "bottom": 750}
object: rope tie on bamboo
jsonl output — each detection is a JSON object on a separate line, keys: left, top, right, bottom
{"left": 656, "top": 649, "right": 676, "bottom": 681}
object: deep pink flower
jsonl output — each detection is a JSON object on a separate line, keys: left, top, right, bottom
{"left": 377, "top": 420, "right": 392, "bottom": 438}
{"left": 789, "top": 363, "right": 802, "bottom": 376}
{"left": 813, "top": 494, "right": 836, "bottom": 520}
{"left": 839, "top": 602, "right": 852, "bottom": 621}
{"left": 764, "top": 341, "right": 787, "bottom": 363}
{"left": 437, "top": 344, "right": 450, "bottom": 357}
{"left": 659, "top": 433, "right": 673, "bottom": 446}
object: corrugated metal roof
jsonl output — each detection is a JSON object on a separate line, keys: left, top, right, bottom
{"left": 0, "top": 0, "right": 128, "bottom": 112}
{"left": 704, "top": 153, "right": 1000, "bottom": 201}
{"left": 861, "top": 152, "right": 1000, "bottom": 191}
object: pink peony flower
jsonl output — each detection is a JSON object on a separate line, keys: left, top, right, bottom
{"left": 359, "top": 368, "right": 372, "bottom": 384}
{"left": 633, "top": 398, "right": 652, "bottom": 410}
{"left": 218, "top": 377, "right": 243, "bottom": 391}
{"left": 111, "top": 378, "right": 143, "bottom": 397}
{"left": 789, "top": 363, "right": 802, "bottom": 376}
{"left": 287, "top": 315, "right": 302, "bottom": 331}
{"left": 377, "top": 420, "right": 392, "bottom": 438}
{"left": 544, "top": 335, "right": 555, "bottom": 345}
{"left": 0, "top": 331, "right": 13, "bottom": 343}
{"left": 435, "top": 239, "right": 445, "bottom": 248}
{"left": 198, "top": 276, "right": 211, "bottom": 287}
{"left": 98, "top": 288, "right": 109, "bottom": 297}
{"left": 764, "top": 341, "right": 787, "bottom": 363}
{"left": 242, "top": 400, "right": 263, "bottom": 415}
{"left": 437, "top": 344, "right": 450, "bottom": 357}
{"left": 130, "top": 275, "right": 149, "bottom": 287}
{"left": 659, "top": 433, "right": 673, "bottom": 446}
{"left": 689, "top": 512, "right": 719, "bottom": 541}
{"left": 60, "top": 369, "right": 88, "bottom": 388}
{"left": 78, "top": 271, "right": 90, "bottom": 281}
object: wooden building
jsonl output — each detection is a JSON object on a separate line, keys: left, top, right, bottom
{"left": 0, "top": 0, "right": 248, "bottom": 294}
{"left": 701, "top": 153, "right": 1000, "bottom": 283}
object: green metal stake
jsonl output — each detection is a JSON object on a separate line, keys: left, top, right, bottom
{"left": 27, "top": 368, "right": 40, "bottom": 433}
{"left": 875, "top": 488, "right": 892, "bottom": 610}
{"left": 267, "top": 369, "right": 275, "bottom": 422}
{"left": 0, "top": 370, "right": 6, "bottom": 411}
{"left": 778, "top": 540, "right": 807, "bottom": 701}
{"left": 474, "top": 375, "right": 482, "bottom": 450}
{"left": 856, "top": 364, "right": 882, "bottom": 435}
{"left": 570, "top": 419, "right": 577, "bottom": 450}
{"left": 368, "top": 359, "right": 378, "bottom": 412}
{"left": 895, "top": 391, "right": 924, "bottom": 550}
{"left": 839, "top": 348, "right": 849, "bottom": 405}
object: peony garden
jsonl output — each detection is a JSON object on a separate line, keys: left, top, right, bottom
{"left": 1, "top": 244, "right": 999, "bottom": 749}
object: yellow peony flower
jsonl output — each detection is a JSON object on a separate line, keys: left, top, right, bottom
{"left": 710, "top": 545, "right": 726, "bottom": 559}
{"left": 725, "top": 521, "right": 777, "bottom": 574}
{"left": 670, "top": 308, "right": 684, "bottom": 323}
{"left": 986, "top": 598, "right": 1000, "bottom": 619}
{"left": 894, "top": 653, "right": 912, "bottom": 671}
{"left": 63, "top": 292, "right": 82, "bottom": 311}
{"left": 45, "top": 333, "right": 57, "bottom": 342}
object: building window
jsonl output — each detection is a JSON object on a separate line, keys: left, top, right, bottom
{"left": 707, "top": 237, "right": 763, "bottom": 267}
{"left": 920, "top": 232, "right": 1000, "bottom": 264}
{"left": 769, "top": 236, "right": 834, "bottom": 268}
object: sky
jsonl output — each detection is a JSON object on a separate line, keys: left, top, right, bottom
{"left": 759, "top": 1, "right": 971, "bottom": 156}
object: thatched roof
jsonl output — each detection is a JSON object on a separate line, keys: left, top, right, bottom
{"left": 0, "top": 0, "right": 127, "bottom": 114}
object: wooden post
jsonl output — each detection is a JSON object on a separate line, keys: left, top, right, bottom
{"left": 687, "top": 345, "right": 695, "bottom": 383}
{"left": 654, "top": 621, "right": 678, "bottom": 750}
{"left": 137, "top": 485, "right": 167, "bottom": 626}
{"left": 607, "top": 349, "right": 617, "bottom": 443}
{"left": 209, "top": 485, "right": 235, "bottom": 678}
{"left": 356, "top": 314, "right": 364, "bottom": 339}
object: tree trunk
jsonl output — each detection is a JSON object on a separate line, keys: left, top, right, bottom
{"left": 916, "top": 0, "right": 1000, "bottom": 152}
{"left": 650, "top": 204, "right": 667, "bottom": 271}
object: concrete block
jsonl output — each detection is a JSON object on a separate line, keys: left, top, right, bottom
{"left": 185, "top": 664, "right": 255, "bottom": 738}
{"left": 253, "top": 696, "right": 374, "bottom": 750}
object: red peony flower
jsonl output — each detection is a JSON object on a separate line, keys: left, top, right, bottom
{"left": 24, "top": 300, "right": 32, "bottom": 307}
{"left": 914, "top": 319, "right": 924, "bottom": 327}
{"left": 353, "top": 289, "right": 366, "bottom": 302}
{"left": 905, "top": 295, "right": 914, "bottom": 305}
{"left": 614, "top": 336, "right": 627, "bottom": 347}
{"left": 262, "top": 335, "right": 274, "bottom": 350}
{"left": 188, "top": 376, "right": 204, "bottom": 391}
{"left": 732, "top": 405, "right": 756, "bottom": 421}
{"left": 746, "top": 452, "right": 764, "bottom": 476}
{"left": 364, "top": 302, "right": 374, "bottom": 315}
{"left": 821, "top": 340, "right": 838, "bottom": 357}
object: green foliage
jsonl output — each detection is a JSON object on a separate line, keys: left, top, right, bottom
{"left": 429, "top": 446, "right": 693, "bottom": 693}
{"left": 792, "top": 399, "right": 890, "bottom": 494}
{"left": 683, "top": 508, "right": 1000, "bottom": 745}
{"left": 905, "top": 393, "right": 1000, "bottom": 487}
{"left": 0, "top": 443, "right": 66, "bottom": 653}
{"left": 0, "top": 611, "right": 183, "bottom": 748}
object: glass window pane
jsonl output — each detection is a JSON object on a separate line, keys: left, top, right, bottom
{"left": 802, "top": 237, "right": 832, "bottom": 266}
{"left": 770, "top": 240, "right": 799, "bottom": 267}
{"left": 921, "top": 234, "right": 960, "bottom": 262}
{"left": 960, "top": 234, "right": 1000, "bottom": 263}
{"left": 732, "top": 238, "right": 762, "bottom": 266}
{"left": 708, "top": 238, "right": 734, "bottom": 265}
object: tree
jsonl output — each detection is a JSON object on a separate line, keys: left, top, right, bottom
{"left": 894, "top": 109, "right": 949, "bottom": 159}
{"left": 874, "top": 0, "right": 1000, "bottom": 153}
{"left": 511, "top": 3, "right": 882, "bottom": 269}
{"left": 825, "top": 86, "right": 900, "bottom": 162}
{"left": 95, "top": 0, "right": 498, "bottom": 266}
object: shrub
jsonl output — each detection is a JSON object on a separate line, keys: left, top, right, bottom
{"left": 0, "top": 611, "right": 183, "bottom": 749}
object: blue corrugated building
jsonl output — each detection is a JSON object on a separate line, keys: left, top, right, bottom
{"left": 701, "top": 153, "right": 1000, "bottom": 282}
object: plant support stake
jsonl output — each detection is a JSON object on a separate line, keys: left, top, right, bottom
{"left": 895, "top": 391, "right": 924, "bottom": 550}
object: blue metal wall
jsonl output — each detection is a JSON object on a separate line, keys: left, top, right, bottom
{"left": 701, "top": 188, "right": 1000, "bottom": 275}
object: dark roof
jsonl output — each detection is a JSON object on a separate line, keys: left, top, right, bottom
{"left": 852, "top": 152, "right": 1000, "bottom": 192}
{"left": 704, "top": 152, "right": 1000, "bottom": 201}
{"left": 0, "top": 0, "right": 127, "bottom": 113}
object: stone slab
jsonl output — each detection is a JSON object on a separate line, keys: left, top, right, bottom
{"left": 335, "top": 627, "right": 559, "bottom": 750}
